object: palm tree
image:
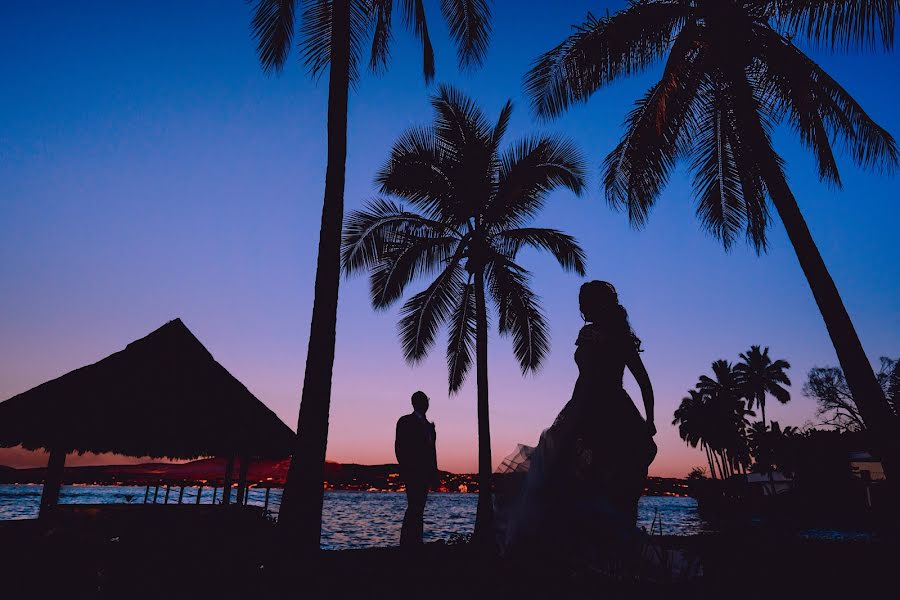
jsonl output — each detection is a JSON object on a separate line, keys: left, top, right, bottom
{"left": 342, "top": 85, "right": 586, "bottom": 539}
{"left": 525, "top": 0, "right": 900, "bottom": 480}
{"left": 735, "top": 345, "right": 791, "bottom": 427}
{"left": 251, "top": 0, "right": 491, "bottom": 548}
{"left": 698, "top": 360, "right": 754, "bottom": 476}
{"left": 673, "top": 389, "right": 720, "bottom": 478}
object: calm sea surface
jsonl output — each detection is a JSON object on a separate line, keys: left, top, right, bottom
{"left": 0, "top": 484, "right": 709, "bottom": 549}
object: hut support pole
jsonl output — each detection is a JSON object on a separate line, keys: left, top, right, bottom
{"left": 222, "top": 454, "right": 235, "bottom": 506}
{"left": 153, "top": 483, "right": 159, "bottom": 504}
{"left": 196, "top": 485, "right": 203, "bottom": 504}
{"left": 212, "top": 486, "right": 218, "bottom": 504}
{"left": 178, "top": 485, "right": 185, "bottom": 504}
{"left": 264, "top": 487, "right": 270, "bottom": 512}
{"left": 39, "top": 448, "right": 66, "bottom": 518}
{"left": 164, "top": 484, "right": 170, "bottom": 504}
{"left": 144, "top": 484, "right": 150, "bottom": 504}
{"left": 236, "top": 455, "right": 250, "bottom": 506}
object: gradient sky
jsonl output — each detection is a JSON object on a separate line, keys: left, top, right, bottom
{"left": 1, "top": 1, "right": 898, "bottom": 477}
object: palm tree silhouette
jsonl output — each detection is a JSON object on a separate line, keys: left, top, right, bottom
{"left": 673, "top": 389, "right": 721, "bottom": 479}
{"left": 342, "top": 85, "right": 586, "bottom": 539}
{"left": 251, "top": 0, "right": 491, "bottom": 547}
{"left": 735, "top": 345, "right": 791, "bottom": 428}
{"left": 698, "top": 360, "right": 754, "bottom": 476}
{"left": 525, "top": 1, "right": 899, "bottom": 480}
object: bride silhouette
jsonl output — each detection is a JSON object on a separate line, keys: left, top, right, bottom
{"left": 495, "top": 280, "right": 658, "bottom": 563}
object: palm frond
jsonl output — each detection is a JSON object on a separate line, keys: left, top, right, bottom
{"left": 487, "top": 257, "right": 549, "bottom": 373}
{"left": 401, "top": 0, "right": 436, "bottom": 81}
{"left": 398, "top": 256, "right": 466, "bottom": 362}
{"left": 524, "top": 2, "right": 689, "bottom": 118}
{"left": 341, "top": 198, "right": 458, "bottom": 276}
{"left": 446, "top": 276, "right": 477, "bottom": 392}
{"left": 491, "top": 99, "right": 514, "bottom": 151}
{"left": 376, "top": 126, "right": 456, "bottom": 221}
{"left": 603, "top": 23, "right": 705, "bottom": 228}
{"left": 299, "top": 0, "right": 373, "bottom": 84}
{"left": 495, "top": 228, "right": 586, "bottom": 275}
{"left": 251, "top": 0, "right": 297, "bottom": 74}
{"left": 369, "top": 0, "right": 393, "bottom": 74}
{"left": 756, "top": 27, "right": 898, "bottom": 175}
{"left": 369, "top": 231, "right": 458, "bottom": 308}
{"left": 430, "top": 84, "right": 496, "bottom": 220}
{"left": 439, "top": 0, "right": 492, "bottom": 69}
{"left": 432, "top": 83, "right": 494, "bottom": 148}
{"left": 689, "top": 80, "right": 750, "bottom": 251}
{"left": 773, "top": 0, "right": 898, "bottom": 51}
{"left": 487, "top": 136, "right": 586, "bottom": 229}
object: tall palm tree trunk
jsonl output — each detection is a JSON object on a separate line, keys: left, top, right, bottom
{"left": 743, "top": 115, "right": 899, "bottom": 482}
{"left": 278, "top": 0, "right": 351, "bottom": 550}
{"left": 705, "top": 446, "right": 717, "bottom": 480}
{"left": 713, "top": 451, "right": 725, "bottom": 480}
{"left": 472, "top": 269, "right": 493, "bottom": 541}
{"left": 759, "top": 395, "right": 767, "bottom": 429}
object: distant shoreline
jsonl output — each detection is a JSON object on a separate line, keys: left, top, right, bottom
{"left": 0, "top": 458, "right": 690, "bottom": 496}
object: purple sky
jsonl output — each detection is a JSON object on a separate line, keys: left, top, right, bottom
{"left": 1, "top": 2, "right": 898, "bottom": 477}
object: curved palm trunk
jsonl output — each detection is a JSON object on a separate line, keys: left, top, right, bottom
{"left": 278, "top": 0, "right": 351, "bottom": 550}
{"left": 750, "top": 130, "right": 899, "bottom": 482}
{"left": 472, "top": 269, "right": 494, "bottom": 542}
{"left": 720, "top": 68, "right": 899, "bottom": 488}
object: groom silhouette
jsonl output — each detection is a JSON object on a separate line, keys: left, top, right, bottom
{"left": 395, "top": 390, "right": 438, "bottom": 546}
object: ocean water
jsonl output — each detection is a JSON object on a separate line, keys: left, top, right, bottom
{"left": 0, "top": 484, "right": 709, "bottom": 549}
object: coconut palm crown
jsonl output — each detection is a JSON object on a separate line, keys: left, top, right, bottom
{"left": 343, "top": 85, "right": 586, "bottom": 390}
{"left": 735, "top": 345, "right": 791, "bottom": 426}
{"left": 342, "top": 85, "right": 586, "bottom": 536}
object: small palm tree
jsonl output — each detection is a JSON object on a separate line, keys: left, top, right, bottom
{"left": 342, "top": 85, "right": 586, "bottom": 539}
{"left": 673, "top": 389, "right": 720, "bottom": 478}
{"left": 735, "top": 345, "right": 791, "bottom": 428}
{"left": 698, "top": 360, "right": 754, "bottom": 476}
{"left": 526, "top": 0, "right": 900, "bottom": 480}
{"left": 252, "top": 0, "right": 491, "bottom": 548}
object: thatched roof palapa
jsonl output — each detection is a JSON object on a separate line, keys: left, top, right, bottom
{"left": 0, "top": 319, "right": 294, "bottom": 461}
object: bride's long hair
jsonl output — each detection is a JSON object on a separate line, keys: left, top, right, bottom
{"left": 579, "top": 280, "right": 641, "bottom": 351}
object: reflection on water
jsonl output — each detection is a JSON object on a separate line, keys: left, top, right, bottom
{"left": 0, "top": 484, "right": 709, "bottom": 548}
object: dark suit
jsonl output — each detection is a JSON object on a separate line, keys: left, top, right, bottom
{"left": 395, "top": 412, "right": 437, "bottom": 546}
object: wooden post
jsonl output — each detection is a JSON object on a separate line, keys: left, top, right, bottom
{"left": 222, "top": 455, "right": 235, "bottom": 506}
{"left": 143, "top": 484, "right": 150, "bottom": 504}
{"left": 264, "top": 487, "right": 270, "bottom": 512}
{"left": 236, "top": 455, "right": 250, "bottom": 506}
{"left": 39, "top": 447, "right": 66, "bottom": 518}
{"left": 164, "top": 483, "right": 171, "bottom": 504}
{"left": 153, "top": 483, "right": 160, "bottom": 504}
{"left": 178, "top": 485, "right": 185, "bottom": 504}
{"left": 212, "top": 486, "right": 218, "bottom": 504}
{"left": 196, "top": 485, "right": 203, "bottom": 504}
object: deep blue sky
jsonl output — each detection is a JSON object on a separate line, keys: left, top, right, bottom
{"left": 1, "top": 1, "right": 898, "bottom": 475}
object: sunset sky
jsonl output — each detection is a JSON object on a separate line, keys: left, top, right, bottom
{"left": 1, "top": 1, "right": 898, "bottom": 478}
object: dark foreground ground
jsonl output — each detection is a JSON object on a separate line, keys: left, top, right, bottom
{"left": 0, "top": 506, "right": 896, "bottom": 599}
